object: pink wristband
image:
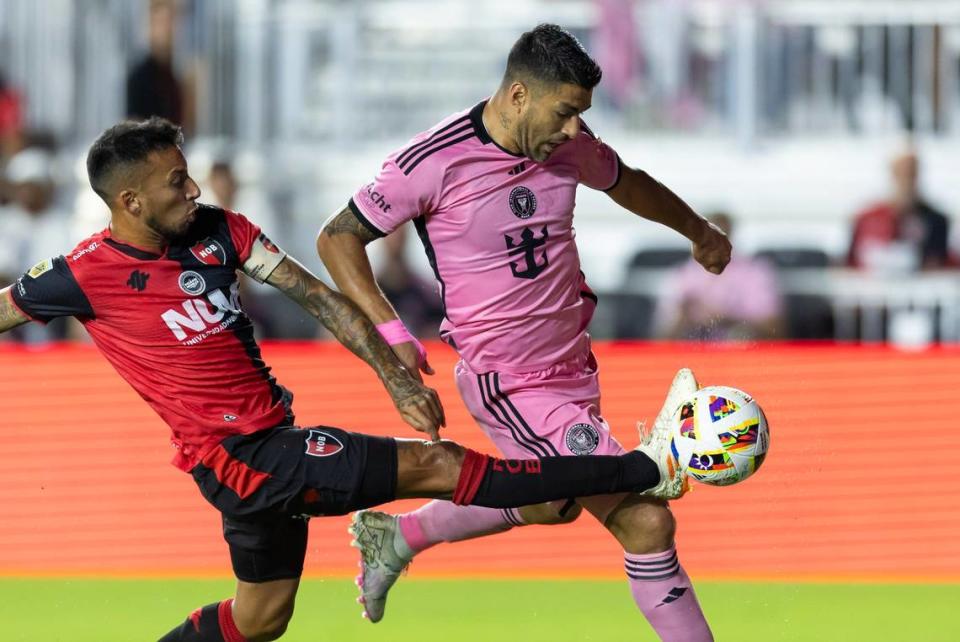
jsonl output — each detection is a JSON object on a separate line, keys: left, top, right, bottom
{"left": 376, "top": 319, "right": 428, "bottom": 366}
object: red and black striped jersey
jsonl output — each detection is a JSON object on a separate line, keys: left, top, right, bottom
{"left": 11, "top": 205, "right": 291, "bottom": 472}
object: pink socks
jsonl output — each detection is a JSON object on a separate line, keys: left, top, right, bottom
{"left": 396, "top": 501, "right": 522, "bottom": 556}
{"left": 625, "top": 547, "right": 713, "bottom": 641}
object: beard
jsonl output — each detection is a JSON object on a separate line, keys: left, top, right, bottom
{"left": 145, "top": 210, "right": 196, "bottom": 244}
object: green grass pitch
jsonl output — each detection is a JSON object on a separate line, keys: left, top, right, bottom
{"left": 1, "top": 578, "right": 956, "bottom": 641}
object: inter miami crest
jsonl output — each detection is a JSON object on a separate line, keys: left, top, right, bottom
{"left": 304, "top": 429, "right": 344, "bottom": 457}
{"left": 565, "top": 423, "right": 600, "bottom": 455}
{"left": 508, "top": 186, "right": 537, "bottom": 219}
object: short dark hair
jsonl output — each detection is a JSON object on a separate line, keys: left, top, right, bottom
{"left": 503, "top": 24, "right": 602, "bottom": 90}
{"left": 86, "top": 116, "right": 183, "bottom": 200}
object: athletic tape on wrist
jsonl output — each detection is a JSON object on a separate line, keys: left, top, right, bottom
{"left": 376, "top": 319, "right": 428, "bottom": 367}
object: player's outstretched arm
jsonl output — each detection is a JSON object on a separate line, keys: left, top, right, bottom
{"left": 607, "top": 165, "right": 732, "bottom": 275}
{"left": 264, "top": 255, "right": 445, "bottom": 440}
{"left": 0, "top": 286, "right": 30, "bottom": 334}
{"left": 316, "top": 205, "right": 433, "bottom": 378}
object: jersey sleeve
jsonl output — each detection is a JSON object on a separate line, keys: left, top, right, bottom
{"left": 574, "top": 121, "right": 622, "bottom": 192}
{"left": 349, "top": 151, "right": 440, "bottom": 236}
{"left": 223, "top": 209, "right": 287, "bottom": 283}
{"left": 10, "top": 256, "right": 94, "bottom": 322}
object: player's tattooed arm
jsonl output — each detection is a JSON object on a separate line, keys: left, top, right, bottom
{"left": 317, "top": 205, "right": 393, "bottom": 321}
{"left": 320, "top": 205, "right": 380, "bottom": 245}
{"left": 316, "top": 205, "right": 430, "bottom": 379}
{"left": 0, "top": 286, "right": 30, "bottom": 334}
{"left": 266, "top": 255, "right": 445, "bottom": 439}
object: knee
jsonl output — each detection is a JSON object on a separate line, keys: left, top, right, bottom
{"left": 234, "top": 600, "right": 295, "bottom": 642}
{"left": 397, "top": 439, "right": 465, "bottom": 492}
{"left": 519, "top": 500, "right": 584, "bottom": 526}
{"left": 414, "top": 440, "right": 465, "bottom": 476}
{"left": 606, "top": 500, "right": 676, "bottom": 554}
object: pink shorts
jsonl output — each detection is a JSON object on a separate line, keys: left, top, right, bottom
{"left": 454, "top": 352, "right": 626, "bottom": 460}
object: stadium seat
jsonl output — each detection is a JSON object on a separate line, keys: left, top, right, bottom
{"left": 754, "top": 247, "right": 834, "bottom": 339}
{"left": 626, "top": 247, "right": 691, "bottom": 269}
{"left": 754, "top": 248, "right": 831, "bottom": 269}
{"left": 611, "top": 248, "right": 692, "bottom": 338}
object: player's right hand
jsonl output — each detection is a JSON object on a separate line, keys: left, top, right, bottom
{"left": 392, "top": 341, "right": 436, "bottom": 382}
{"left": 386, "top": 376, "right": 446, "bottom": 441}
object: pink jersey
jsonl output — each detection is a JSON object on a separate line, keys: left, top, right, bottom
{"left": 351, "top": 100, "right": 620, "bottom": 373}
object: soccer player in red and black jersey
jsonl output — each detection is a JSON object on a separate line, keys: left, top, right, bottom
{"left": 0, "top": 118, "right": 690, "bottom": 641}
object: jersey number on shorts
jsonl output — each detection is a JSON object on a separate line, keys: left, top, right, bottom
{"left": 505, "top": 226, "right": 549, "bottom": 279}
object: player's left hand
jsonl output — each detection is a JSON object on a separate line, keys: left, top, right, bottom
{"left": 691, "top": 220, "right": 732, "bottom": 274}
{"left": 386, "top": 376, "right": 446, "bottom": 441}
{"left": 392, "top": 341, "right": 436, "bottom": 382}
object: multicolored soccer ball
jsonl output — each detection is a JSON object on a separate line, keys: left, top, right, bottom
{"left": 670, "top": 386, "right": 769, "bottom": 486}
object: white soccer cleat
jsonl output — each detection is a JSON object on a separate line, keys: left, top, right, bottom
{"left": 635, "top": 368, "right": 699, "bottom": 500}
{"left": 348, "top": 510, "right": 412, "bottom": 624}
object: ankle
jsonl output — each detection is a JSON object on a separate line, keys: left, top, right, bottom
{"left": 395, "top": 514, "right": 428, "bottom": 557}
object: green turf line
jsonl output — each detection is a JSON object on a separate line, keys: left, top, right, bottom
{"left": 0, "top": 578, "right": 956, "bottom": 641}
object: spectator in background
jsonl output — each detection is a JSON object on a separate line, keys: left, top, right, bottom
{"left": 201, "top": 158, "right": 284, "bottom": 336}
{"left": 0, "top": 69, "right": 24, "bottom": 206}
{"left": 847, "top": 149, "right": 951, "bottom": 271}
{"left": 655, "top": 212, "right": 784, "bottom": 340}
{"left": 203, "top": 158, "right": 280, "bottom": 236}
{"left": 593, "top": 0, "right": 639, "bottom": 111}
{"left": 0, "top": 147, "right": 73, "bottom": 343}
{"left": 207, "top": 160, "right": 238, "bottom": 212}
{"left": 375, "top": 225, "right": 444, "bottom": 339}
{"left": 126, "top": 0, "right": 190, "bottom": 129}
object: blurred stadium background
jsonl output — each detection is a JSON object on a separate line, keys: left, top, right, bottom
{"left": 1, "top": 0, "right": 959, "bottom": 640}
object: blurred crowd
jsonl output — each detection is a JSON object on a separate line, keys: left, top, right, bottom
{"left": 638, "top": 148, "right": 956, "bottom": 344}
{"left": 1, "top": 0, "right": 958, "bottom": 347}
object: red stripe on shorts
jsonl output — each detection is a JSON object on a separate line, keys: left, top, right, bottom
{"left": 202, "top": 445, "right": 270, "bottom": 501}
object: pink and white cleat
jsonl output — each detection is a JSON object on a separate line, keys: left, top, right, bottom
{"left": 635, "top": 368, "right": 699, "bottom": 500}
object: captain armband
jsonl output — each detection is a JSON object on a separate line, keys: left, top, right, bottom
{"left": 242, "top": 233, "right": 288, "bottom": 283}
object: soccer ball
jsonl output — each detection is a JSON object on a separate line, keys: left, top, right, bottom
{"left": 670, "top": 386, "right": 769, "bottom": 486}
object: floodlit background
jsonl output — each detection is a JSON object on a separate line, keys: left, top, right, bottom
{"left": 0, "top": 1, "right": 958, "bottom": 640}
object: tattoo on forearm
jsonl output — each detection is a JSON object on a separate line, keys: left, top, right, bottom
{"left": 269, "top": 259, "right": 414, "bottom": 395}
{"left": 322, "top": 206, "right": 378, "bottom": 244}
{"left": 0, "top": 288, "right": 29, "bottom": 333}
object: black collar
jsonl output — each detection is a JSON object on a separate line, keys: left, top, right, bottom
{"left": 103, "top": 237, "right": 164, "bottom": 260}
{"left": 469, "top": 100, "right": 525, "bottom": 158}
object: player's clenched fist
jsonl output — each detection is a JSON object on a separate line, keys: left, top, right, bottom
{"left": 386, "top": 377, "right": 446, "bottom": 441}
{"left": 691, "top": 219, "right": 732, "bottom": 275}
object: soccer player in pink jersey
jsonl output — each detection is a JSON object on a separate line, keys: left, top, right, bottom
{"left": 318, "top": 24, "right": 731, "bottom": 641}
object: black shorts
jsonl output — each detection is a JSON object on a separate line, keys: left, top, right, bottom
{"left": 191, "top": 425, "right": 398, "bottom": 583}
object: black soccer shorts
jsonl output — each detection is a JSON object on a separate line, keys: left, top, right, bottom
{"left": 191, "top": 425, "right": 398, "bottom": 583}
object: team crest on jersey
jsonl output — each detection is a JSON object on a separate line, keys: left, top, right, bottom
{"left": 26, "top": 258, "right": 53, "bottom": 279}
{"left": 190, "top": 239, "right": 227, "bottom": 266}
{"left": 178, "top": 270, "right": 207, "bottom": 295}
{"left": 565, "top": 423, "right": 600, "bottom": 455}
{"left": 508, "top": 186, "right": 538, "bottom": 219}
{"left": 304, "top": 430, "right": 344, "bottom": 457}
